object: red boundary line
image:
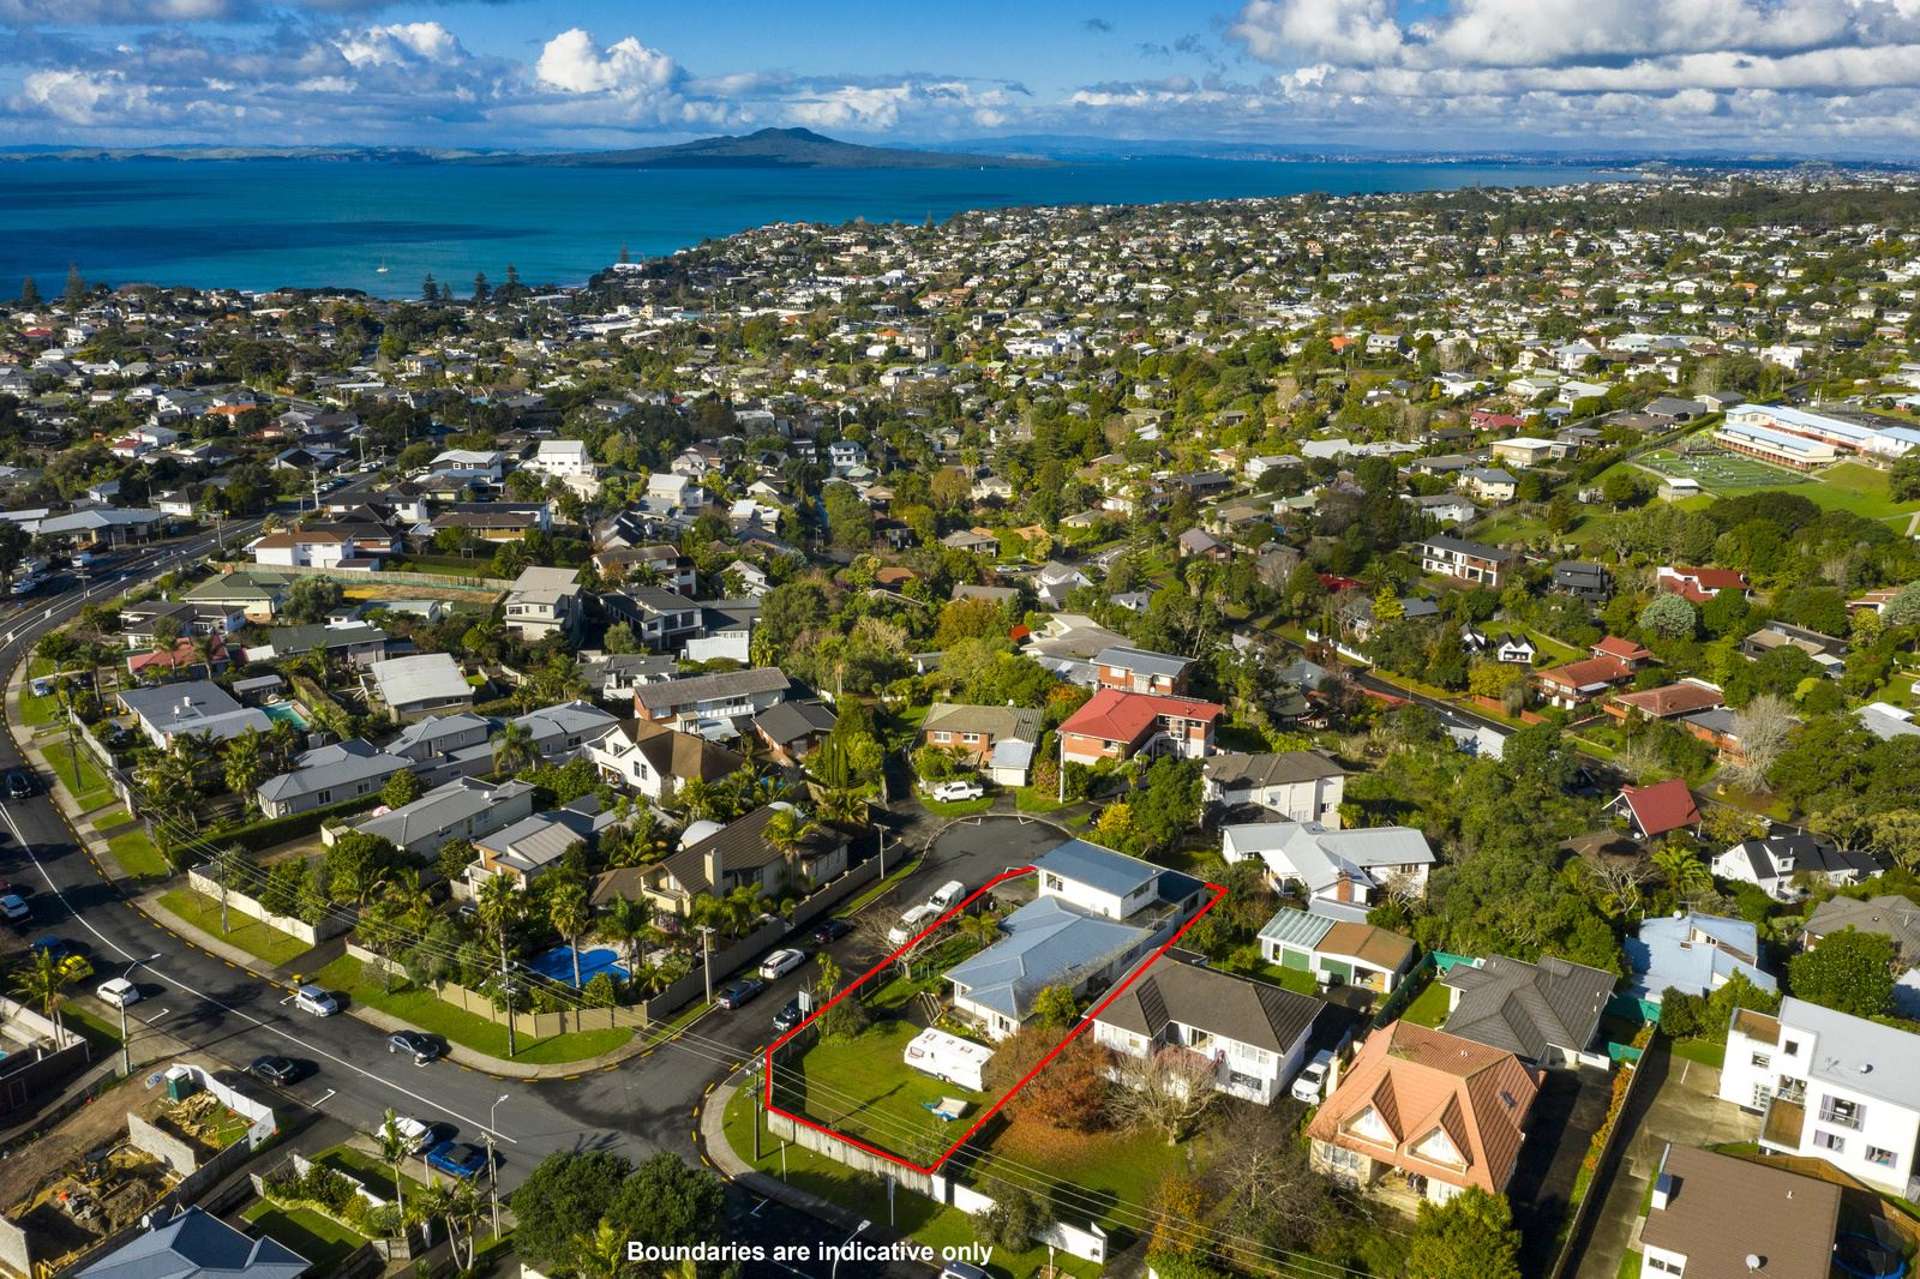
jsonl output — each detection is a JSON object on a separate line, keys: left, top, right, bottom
{"left": 761, "top": 862, "right": 1228, "bottom": 1174}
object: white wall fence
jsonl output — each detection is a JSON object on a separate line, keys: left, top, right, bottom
{"left": 186, "top": 870, "right": 345, "bottom": 947}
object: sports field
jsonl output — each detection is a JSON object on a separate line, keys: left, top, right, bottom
{"left": 1636, "top": 448, "right": 1797, "bottom": 489}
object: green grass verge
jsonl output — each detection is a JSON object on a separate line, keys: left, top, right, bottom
{"left": 91, "top": 806, "right": 132, "bottom": 829}
{"left": 834, "top": 850, "right": 923, "bottom": 917}
{"left": 317, "top": 1145, "right": 429, "bottom": 1201}
{"left": 916, "top": 794, "right": 995, "bottom": 818}
{"left": 156, "top": 888, "right": 310, "bottom": 966}
{"left": 778, "top": 1017, "right": 987, "bottom": 1158}
{"left": 241, "top": 1202, "right": 368, "bottom": 1275}
{"left": 45, "top": 741, "right": 115, "bottom": 810}
{"left": 1401, "top": 979, "right": 1453, "bottom": 1029}
{"left": 107, "top": 827, "right": 170, "bottom": 879}
{"left": 64, "top": 1005, "right": 124, "bottom": 1053}
{"left": 310, "top": 955, "right": 633, "bottom": 1065}
{"left": 722, "top": 1086, "right": 1096, "bottom": 1279}
{"left": 1013, "top": 786, "right": 1070, "bottom": 815}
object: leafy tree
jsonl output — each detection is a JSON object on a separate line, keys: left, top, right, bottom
{"left": 381, "top": 768, "right": 422, "bottom": 808}
{"left": 19, "top": 275, "right": 39, "bottom": 306}
{"left": 64, "top": 263, "right": 85, "bottom": 306}
{"left": 1405, "top": 1188, "right": 1523, "bottom": 1279}
{"left": 602, "top": 621, "right": 639, "bottom": 654}
{"left": 602, "top": 1154, "right": 726, "bottom": 1266}
{"left": 1788, "top": 928, "right": 1895, "bottom": 1018}
{"left": 976, "top": 1187, "right": 1041, "bottom": 1252}
{"left": 1638, "top": 593, "right": 1697, "bottom": 641}
{"left": 1029, "top": 983, "right": 1078, "bottom": 1028}
{"left": 282, "top": 575, "right": 343, "bottom": 624}
{"left": 507, "top": 1151, "right": 633, "bottom": 1271}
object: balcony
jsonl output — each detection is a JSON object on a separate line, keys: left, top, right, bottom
{"left": 1818, "top": 1100, "right": 1864, "bottom": 1132}
{"left": 1760, "top": 1097, "right": 1806, "bottom": 1150}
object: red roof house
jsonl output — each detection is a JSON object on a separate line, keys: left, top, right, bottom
{"left": 1533, "top": 656, "right": 1633, "bottom": 709}
{"left": 1058, "top": 688, "right": 1222, "bottom": 766}
{"left": 1607, "top": 778, "right": 1701, "bottom": 839}
{"left": 1657, "top": 566, "right": 1750, "bottom": 604}
{"left": 1590, "top": 636, "right": 1654, "bottom": 667}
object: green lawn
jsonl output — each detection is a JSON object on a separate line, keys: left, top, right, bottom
{"left": 45, "top": 741, "right": 115, "bottom": 810}
{"left": 916, "top": 794, "right": 995, "bottom": 818}
{"left": 92, "top": 806, "right": 132, "bottom": 829}
{"left": 156, "top": 889, "right": 310, "bottom": 966}
{"left": 108, "top": 827, "right": 170, "bottom": 879}
{"left": 1401, "top": 979, "right": 1453, "bottom": 1029}
{"left": 970, "top": 1116, "right": 1197, "bottom": 1253}
{"left": 1013, "top": 787, "right": 1070, "bottom": 814}
{"left": 64, "top": 1005, "right": 124, "bottom": 1053}
{"left": 311, "top": 955, "right": 633, "bottom": 1065}
{"left": 777, "top": 1017, "right": 987, "bottom": 1161}
{"left": 20, "top": 679, "right": 61, "bottom": 728}
{"left": 723, "top": 1087, "right": 1096, "bottom": 1279}
{"left": 241, "top": 1202, "right": 367, "bottom": 1276}
{"left": 1671, "top": 1038, "right": 1726, "bottom": 1069}
{"left": 317, "top": 1145, "right": 429, "bottom": 1202}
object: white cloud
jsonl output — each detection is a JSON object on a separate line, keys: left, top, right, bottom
{"left": 1231, "top": 0, "right": 1404, "bottom": 65}
{"left": 535, "top": 28, "right": 678, "bottom": 96}
{"left": 334, "top": 21, "right": 463, "bottom": 69}
{"left": 14, "top": 68, "right": 155, "bottom": 125}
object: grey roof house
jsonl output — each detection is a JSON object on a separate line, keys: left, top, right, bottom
{"left": 256, "top": 737, "right": 409, "bottom": 819}
{"left": 76, "top": 1206, "right": 308, "bottom": 1279}
{"left": 1441, "top": 954, "right": 1616, "bottom": 1066}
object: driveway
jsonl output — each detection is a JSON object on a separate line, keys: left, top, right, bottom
{"left": 1509, "top": 1065, "right": 1615, "bottom": 1275}
{"left": 1574, "top": 1043, "right": 1759, "bottom": 1279}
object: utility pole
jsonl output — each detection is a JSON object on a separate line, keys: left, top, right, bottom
{"left": 697, "top": 925, "right": 715, "bottom": 1004}
{"left": 487, "top": 1093, "right": 507, "bottom": 1238}
{"left": 498, "top": 932, "right": 516, "bottom": 1057}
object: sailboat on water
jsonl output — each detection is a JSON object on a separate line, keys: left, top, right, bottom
{"left": 375, "top": 258, "right": 390, "bottom": 274}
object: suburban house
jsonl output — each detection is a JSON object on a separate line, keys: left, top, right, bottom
{"left": 118, "top": 681, "right": 272, "bottom": 748}
{"left": 639, "top": 804, "right": 850, "bottom": 917}
{"left": 1221, "top": 821, "right": 1435, "bottom": 908}
{"left": 919, "top": 703, "right": 1044, "bottom": 784}
{"left": 603, "top": 585, "right": 703, "bottom": 651}
{"left": 343, "top": 776, "right": 538, "bottom": 858}
{"left": 1306, "top": 1021, "right": 1541, "bottom": 1206}
{"left": 1719, "top": 997, "right": 1920, "bottom": 1197}
{"left": 1657, "top": 565, "right": 1751, "bottom": 603}
{"left": 1091, "top": 959, "right": 1325, "bottom": 1105}
{"left": 1534, "top": 654, "right": 1635, "bottom": 710}
{"left": 1093, "top": 645, "right": 1195, "bottom": 696}
{"left": 509, "top": 700, "right": 621, "bottom": 761}
{"left": 1741, "top": 621, "right": 1847, "bottom": 675}
{"left": 1711, "top": 832, "right": 1880, "bottom": 901}
{"left": 946, "top": 839, "right": 1207, "bottom": 1041}
{"left": 1552, "top": 561, "right": 1612, "bottom": 603}
{"left": 1638, "top": 1144, "right": 1841, "bottom": 1279}
{"left": 250, "top": 527, "right": 387, "bottom": 569}
{"left": 633, "top": 667, "right": 791, "bottom": 732}
{"left": 1415, "top": 535, "right": 1516, "bottom": 588}
{"left": 1057, "top": 688, "right": 1222, "bottom": 765}
{"left": 386, "top": 711, "right": 495, "bottom": 784}
{"left": 467, "top": 796, "right": 620, "bottom": 892}
{"left": 1257, "top": 907, "right": 1418, "bottom": 997}
{"left": 580, "top": 652, "right": 678, "bottom": 700}
{"left": 1803, "top": 895, "right": 1920, "bottom": 965}
{"left": 74, "top": 1206, "right": 310, "bottom": 1279}
{"left": 1440, "top": 955, "right": 1615, "bottom": 1067}
{"left": 1607, "top": 779, "right": 1701, "bottom": 840}
{"left": 503, "top": 565, "right": 584, "bottom": 642}
{"left": 1202, "top": 751, "right": 1347, "bottom": 825}
{"left": 751, "top": 700, "right": 839, "bottom": 765}
{"left": 1605, "top": 679, "right": 1725, "bottom": 724}
{"left": 364, "top": 652, "right": 475, "bottom": 721}
{"left": 588, "top": 719, "right": 744, "bottom": 804}
{"left": 1625, "top": 912, "right": 1777, "bottom": 1008}
{"left": 256, "top": 738, "right": 409, "bottom": 819}
{"left": 258, "top": 621, "right": 390, "bottom": 666}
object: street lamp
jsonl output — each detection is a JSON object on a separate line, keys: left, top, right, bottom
{"left": 830, "top": 1220, "right": 871, "bottom": 1279}
{"left": 486, "top": 1093, "right": 508, "bottom": 1238}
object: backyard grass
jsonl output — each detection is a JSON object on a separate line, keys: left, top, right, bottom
{"left": 1247, "top": 961, "right": 1321, "bottom": 997}
{"left": 775, "top": 1016, "right": 987, "bottom": 1161}
{"left": 107, "top": 827, "right": 170, "bottom": 879}
{"left": 310, "top": 955, "right": 634, "bottom": 1065}
{"left": 1400, "top": 979, "right": 1453, "bottom": 1029}
{"left": 317, "top": 1145, "right": 429, "bottom": 1201}
{"left": 157, "top": 889, "right": 310, "bottom": 966}
{"left": 722, "top": 1086, "right": 1097, "bottom": 1279}
{"left": 241, "top": 1202, "right": 367, "bottom": 1276}
{"left": 969, "top": 1109, "right": 1205, "bottom": 1252}
{"left": 45, "top": 741, "right": 115, "bottom": 811}
{"left": 1671, "top": 1038, "right": 1726, "bottom": 1069}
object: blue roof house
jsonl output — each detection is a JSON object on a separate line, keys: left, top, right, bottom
{"left": 77, "top": 1207, "right": 309, "bottom": 1279}
{"left": 1626, "top": 912, "right": 1776, "bottom": 1007}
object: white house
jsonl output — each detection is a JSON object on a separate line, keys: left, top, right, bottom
{"left": 646, "top": 471, "right": 702, "bottom": 516}
{"left": 1201, "top": 752, "right": 1346, "bottom": 825}
{"left": 1711, "top": 833, "right": 1880, "bottom": 902}
{"left": 524, "top": 439, "right": 593, "bottom": 478}
{"left": 1221, "top": 821, "right": 1434, "bottom": 908}
{"left": 1091, "top": 961, "right": 1323, "bottom": 1105}
{"left": 1719, "top": 996, "right": 1920, "bottom": 1198}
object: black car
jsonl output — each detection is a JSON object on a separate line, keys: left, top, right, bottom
{"left": 249, "top": 1055, "right": 300, "bottom": 1087}
{"left": 772, "top": 997, "right": 804, "bottom": 1033}
{"left": 388, "top": 1031, "right": 443, "bottom": 1065}
{"left": 716, "top": 976, "right": 766, "bottom": 1010}
{"left": 808, "top": 917, "right": 852, "bottom": 946}
{"left": 6, "top": 771, "right": 34, "bottom": 802}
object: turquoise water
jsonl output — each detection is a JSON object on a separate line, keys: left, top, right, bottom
{"left": 262, "top": 702, "right": 308, "bottom": 729}
{"left": 0, "top": 157, "right": 1617, "bottom": 296}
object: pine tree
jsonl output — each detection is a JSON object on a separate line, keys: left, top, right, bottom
{"left": 618, "top": 243, "right": 630, "bottom": 264}
{"left": 18, "top": 276, "right": 39, "bottom": 306}
{"left": 63, "top": 263, "right": 85, "bottom": 307}
{"left": 473, "top": 271, "right": 490, "bottom": 302}
{"left": 422, "top": 272, "right": 438, "bottom": 302}
{"left": 504, "top": 263, "right": 520, "bottom": 290}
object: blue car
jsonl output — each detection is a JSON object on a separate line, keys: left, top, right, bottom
{"left": 426, "top": 1140, "right": 494, "bottom": 1179}
{"left": 29, "top": 937, "right": 77, "bottom": 961}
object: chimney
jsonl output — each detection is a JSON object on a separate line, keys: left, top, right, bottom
{"left": 1651, "top": 1172, "right": 1675, "bottom": 1212}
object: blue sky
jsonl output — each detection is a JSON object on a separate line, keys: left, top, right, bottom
{"left": 3, "top": 0, "right": 1919, "bottom": 154}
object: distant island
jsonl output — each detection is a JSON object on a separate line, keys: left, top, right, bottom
{"left": 464, "top": 127, "right": 1053, "bottom": 170}
{"left": 0, "top": 128, "right": 1051, "bottom": 170}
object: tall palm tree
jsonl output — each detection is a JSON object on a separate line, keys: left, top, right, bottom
{"left": 547, "top": 877, "right": 591, "bottom": 990}
{"left": 377, "top": 1110, "right": 411, "bottom": 1231}
{"left": 491, "top": 721, "right": 538, "bottom": 777}
{"left": 721, "top": 884, "right": 767, "bottom": 937}
{"left": 957, "top": 909, "right": 1002, "bottom": 949}
{"left": 223, "top": 727, "right": 267, "bottom": 799}
{"left": 602, "top": 895, "right": 653, "bottom": 975}
{"left": 10, "top": 950, "right": 75, "bottom": 1033}
{"left": 1653, "top": 844, "right": 1713, "bottom": 901}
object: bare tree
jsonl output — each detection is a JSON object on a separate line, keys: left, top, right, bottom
{"left": 1217, "top": 1118, "right": 1333, "bottom": 1255}
{"left": 1725, "top": 694, "right": 1793, "bottom": 790}
{"left": 1587, "top": 857, "right": 1654, "bottom": 921}
{"left": 1107, "top": 1045, "right": 1218, "bottom": 1144}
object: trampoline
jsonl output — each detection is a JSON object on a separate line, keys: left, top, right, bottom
{"left": 1835, "top": 1232, "right": 1908, "bottom": 1279}
{"left": 528, "top": 945, "right": 629, "bottom": 988}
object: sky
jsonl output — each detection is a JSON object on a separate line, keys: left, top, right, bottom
{"left": 4, "top": 0, "right": 1920, "bottom": 155}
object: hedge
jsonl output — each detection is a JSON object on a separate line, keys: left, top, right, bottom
{"left": 208, "top": 793, "right": 385, "bottom": 852}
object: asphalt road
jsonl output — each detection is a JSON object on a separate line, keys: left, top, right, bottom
{"left": 0, "top": 526, "right": 927, "bottom": 1273}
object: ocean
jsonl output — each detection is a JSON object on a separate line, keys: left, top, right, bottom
{"left": 0, "top": 156, "right": 1619, "bottom": 297}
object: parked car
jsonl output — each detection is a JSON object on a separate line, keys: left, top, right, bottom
{"left": 940, "top": 1264, "right": 991, "bottom": 1279}
{"left": 0, "top": 894, "right": 29, "bottom": 925}
{"left": 716, "top": 977, "right": 766, "bottom": 1010}
{"left": 426, "top": 1140, "right": 493, "bottom": 1179}
{"left": 250, "top": 1056, "right": 301, "bottom": 1087}
{"left": 887, "top": 903, "right": 941, "bottom": 947}
{"left": 388, "top": 1031, "right": 443, "bottom": 1065}
{"left": 927, "top": 880, "right": 968, "bottom": 912}
{"left": 758, "top": 948, "right": 806, "bottom": 981}
{"left": 772, "top": 998, "right": 805, "bottom": 1033}
{"left": 388, "top": 1116, "right": 441, "bottom": 1154}
{"left": 1291, "top": 1049, "right": 1335, "bottom": 1105}
{"left": 930, "top": 780, "right": 984, "bottom": 803}
{"left": 808, "top": 917, "right": 852, "bottom": 947}
{"left": 293, "top": 984, "right": 339, "bottom": 1016}
{"left": 6, "top": 770, "right": 35, "bottom": 802}
{"left": 96, "top": 977, "right": 141, "bottom": 1009}
{"left": 29, "top": 937, "right": 79, "bottom": 962}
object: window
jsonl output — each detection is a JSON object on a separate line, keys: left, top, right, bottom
{"left": 1813, "top": 1130, "right": 1846, "bottom": 1154}
{"left": 1819, "top": 1098, "right": 1863, "bottom": 1130}
{"left": 1750, "top": 1053, "right": 1772, "bottom": 1070}
{"left": 1866, "top": 1146, "right": 1899, "bottom": 1169}
{"left": 1783, "top": 1039, "right": 1800, "bottom": 1057}
{"left": 1647, "top": 1257, "right": 1684, "bottom": 1276}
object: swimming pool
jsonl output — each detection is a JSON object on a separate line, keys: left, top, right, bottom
{"left": 528, "top": 945, "right": 629, "bottom": 988}
{"left": 262, "top": 703, "right": 309, "bottom": 730}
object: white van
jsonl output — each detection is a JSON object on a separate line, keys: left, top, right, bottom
{"left": 927, "top": 880, "right": 967, "bottom": 913}
{"left": 887, "top": 903, "right": 941, "bottom": 947}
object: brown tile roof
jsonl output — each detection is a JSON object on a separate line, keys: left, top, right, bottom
{"left": 1612, "top": 681, "right": 1725, "bottom": 718}
{"left": 1639, "top": 1145, "right": 1839, "bottom": 1279}
{"left": 1306, "top": 1022, "right": 1539, "bottom": 1195}
{"left": 1536, "top": 655, "right": 1632, "bottom": 691}
{"left": 1319, "top": 921, "right": 1416, "bottom": 972}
